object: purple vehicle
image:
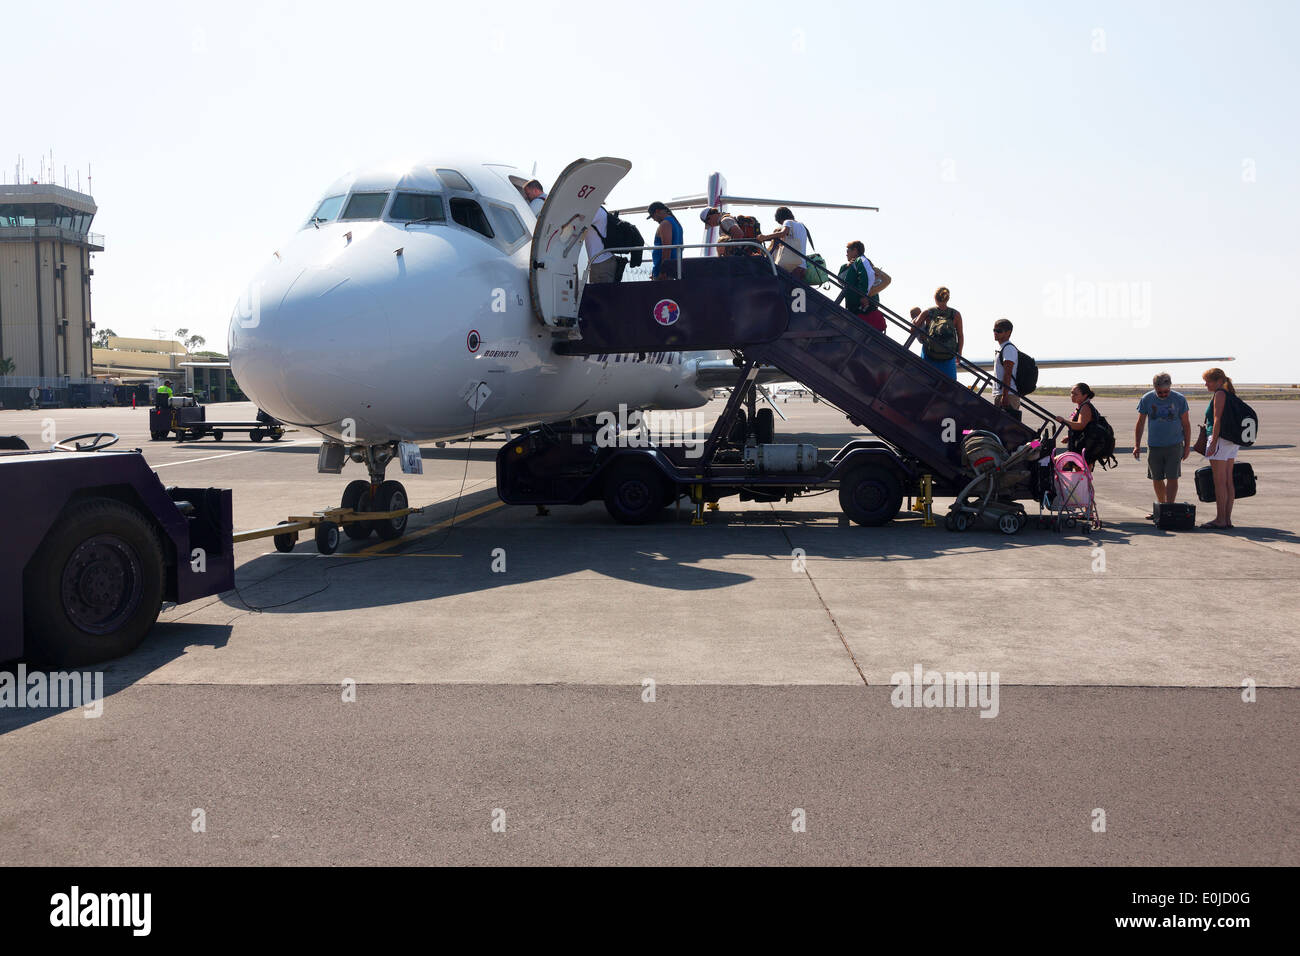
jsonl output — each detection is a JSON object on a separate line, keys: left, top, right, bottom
{"left": 1, "top": 432, "right": 234, "bottom": 665}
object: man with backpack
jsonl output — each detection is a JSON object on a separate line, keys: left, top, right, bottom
{"left": 584, "top": 206, "right": 619, "bottom": 283}
{"left": 700, "top": 207, "right": 744, "bottom": 252}
{"left": 991, "top": 318, "right": 1022, "bottom": 420}
{"left": 839, "top": 242, "right": 892, "bottom": 332}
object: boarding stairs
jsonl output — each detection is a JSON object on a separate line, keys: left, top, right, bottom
{"left": 556, "top": 250, "right": 1056, "bottom": 486}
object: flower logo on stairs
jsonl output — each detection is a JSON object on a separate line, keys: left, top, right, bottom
{"left": 652, "top": 299, "right": 680, "bottom": 327}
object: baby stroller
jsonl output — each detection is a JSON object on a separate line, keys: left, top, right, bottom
{"left": 1038, "top": 450, "right": 1101, "bottom": 531}
{"left": 944, "top": 430, "right": 1045, "bottom": 535}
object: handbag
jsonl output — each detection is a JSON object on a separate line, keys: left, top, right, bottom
{"left": 1192, "top": 424, "right": 1207, "bottom": 456}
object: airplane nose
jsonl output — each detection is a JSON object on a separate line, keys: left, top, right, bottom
{"left": 229, "top": 260, "right": 391, "bottom": 426}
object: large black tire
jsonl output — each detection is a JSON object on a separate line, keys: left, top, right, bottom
{"left": 250, "top": 430, "right": 265, "bottom": 442}
{"left": 604, "top": 458, "right": 667, "bottom": 525}
{"left": 726, "top": 409, "right": 748, "bottom": 446}
{"left": 23, "top": 498, "right": 165, "bottom": 666}
{"left": 373, "top": 480, "right": 409, "bottom": 541}
{"left": 340, "top": 479, "right": 374, "bottom": 540}
{"left": 754, "top": 407, "right": 775, "bottom": 444}
{"left": 839, "top": 463, "right": 903, "bottom": 527}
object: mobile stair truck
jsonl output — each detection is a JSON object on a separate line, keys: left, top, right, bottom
{"left": 496, "top": 157, "right": 1061, "bottom": 528}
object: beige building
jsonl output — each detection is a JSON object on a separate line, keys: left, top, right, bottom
{"left": 0, "top": 184, "right": 103, "bottom": 378}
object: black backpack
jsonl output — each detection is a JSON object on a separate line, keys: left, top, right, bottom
{"left": 1012, "top": 345, "right": 1039, "bottom": 396}
{"left": 596, "top": 210, "right": 645, "bottom": 267}
{"left": 1079, "top": 403, "right": 1118, "bottom": 470}
{"left": 1219, "top": 390, "right": 1259, "bottom": 447}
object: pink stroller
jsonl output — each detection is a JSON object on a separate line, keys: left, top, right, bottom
{"left": 1039, "top": 451, "right": 1101, "bottom": 531}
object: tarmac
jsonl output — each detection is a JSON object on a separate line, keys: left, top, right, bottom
{"left": 1, "top": 395, "right": 1297, "bottom": 865}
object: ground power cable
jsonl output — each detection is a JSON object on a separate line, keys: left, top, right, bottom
{"left": 228, "top": 384, "right": 487, "bottom": 614}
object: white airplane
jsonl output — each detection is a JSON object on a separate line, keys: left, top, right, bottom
{"left": 228, "top": 155, "right": 1229, "bottom": 540}
{"left": 227, "top": 156, "right": 880, "bottom": 539}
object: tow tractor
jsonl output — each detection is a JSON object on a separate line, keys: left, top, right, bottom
{"left": 1, "top": 432, "right": 235, "bottom": 666}
{"left": 149, "top": 398, "right": 288, "bottom": 443}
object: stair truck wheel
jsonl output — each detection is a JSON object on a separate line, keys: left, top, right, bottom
{"left": 373, "top": 480, "right": 409, "bottom": 541}
{"left": 604, "top": 458, "right": 667, "bottom": 525}
{"left": 754, "top": 407, "right": 775, "bottom": 444}
{"left": 23, "top": 498, "right": 165, "bottom": 666}
{"left": 839, "top": 463, "right": 903, "bottom": 527}
{"left": 314, "top": 522, "right": 340, "bottom": 554}
{"left": 340, "top": 479, "right": 374, "bottom": 540}
{"left": 273, "top": 521, "right": 298, "bottom": 553}
{"left": 726, "top": 408, "right": 748, "bottom": 445}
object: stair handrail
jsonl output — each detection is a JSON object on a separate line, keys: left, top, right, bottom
{"left": 765, "top": 237, "right": 1061, "bottom": 437}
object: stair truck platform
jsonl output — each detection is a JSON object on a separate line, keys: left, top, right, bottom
{"left": 1, "top": 432, "right": 235, "bottom": 665}
{"left": 499, "top": 249, "right": 1062, "bottom": 527}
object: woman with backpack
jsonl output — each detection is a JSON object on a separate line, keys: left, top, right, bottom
{"left": 1201, "top": 367, "right": 1239, "bottom": 529}
{"left": 911, "top": 287, "right": 963, "bottom": 379}
{"left": 1055, "top": 383, "right": 1098, "bottom": 463}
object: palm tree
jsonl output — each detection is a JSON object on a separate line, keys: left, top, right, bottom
{"left": 0, "top": 357, "right": 15, "bottom": 376}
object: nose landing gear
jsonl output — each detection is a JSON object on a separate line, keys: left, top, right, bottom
{"left": 339, "top": 442, "right": 409, "bottom": 544}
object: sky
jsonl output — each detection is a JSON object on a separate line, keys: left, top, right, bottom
{"left": 5, "top": 0, "right": 1298, "bottom": 385}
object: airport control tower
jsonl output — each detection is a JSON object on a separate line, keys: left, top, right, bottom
{"left": 0, "top": 184, "right": 104, "bottom": 378}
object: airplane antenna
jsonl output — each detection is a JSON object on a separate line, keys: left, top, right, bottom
{"left": 531, "top": 160, "right": 538, "bottom": 177}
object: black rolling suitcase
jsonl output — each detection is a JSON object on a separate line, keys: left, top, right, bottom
{"left": 1195, "top": 462, "right": 1257, "bottom": 502}
{"left": 1153, "top": 502, "right": 1196, "bottom": 530}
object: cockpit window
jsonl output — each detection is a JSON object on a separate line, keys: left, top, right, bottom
{"left": 486, "top": 203, "right": 526, "bottom": 244}
{"left": 449, "top": 198, "right": 494, "bottom": 238}
{"left": 389, "top": 192, "right": 446, "bottom": 223}
{"left": 436, "top": 169, "right": 474, "bottom": 192}
{"left": 339, "top": 192, "right": 390, "bottom": 221}
{"left": 308, "top": 195, "right": 345, "bottom": 226}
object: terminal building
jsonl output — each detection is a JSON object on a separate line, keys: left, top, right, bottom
{"left": 0, "top": 183, "right": 103, "bottom": 379}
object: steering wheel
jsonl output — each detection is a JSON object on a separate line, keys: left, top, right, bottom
{"left": 53, "top": 432, "right": 120, "bottom": 452}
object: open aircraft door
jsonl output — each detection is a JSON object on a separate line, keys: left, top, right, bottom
{"left": 529, "top": 156, "right": 632, "bottom": 330}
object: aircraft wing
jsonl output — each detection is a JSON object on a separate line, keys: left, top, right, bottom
{"left": 966, "top": 356, "right": 1234, "bottom": 371}
{"left": 695, "top": 356, "right": 1234, "bottom": 392}
{"left": 613, "top": 195, "right": 877, "bottom": 216}
{"left": 692, "top": 359, "right": 796, "bottom": 391}
{"left": 179, "top": 360, "right": 232, "bottom": 369}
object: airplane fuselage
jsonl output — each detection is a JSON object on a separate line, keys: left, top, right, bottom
{"left": 228, "top": 159, "right": 706, "bottom": 446}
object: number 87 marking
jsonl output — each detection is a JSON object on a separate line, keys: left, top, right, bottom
{"left": 577, "top": 184, "right": 595, "bottom": 198}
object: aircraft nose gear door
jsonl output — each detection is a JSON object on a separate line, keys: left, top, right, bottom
{"left": 529, "top": 156, "right": 632, "bottom": 336}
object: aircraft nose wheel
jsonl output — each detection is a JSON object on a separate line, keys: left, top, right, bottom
{"left": 373, "top": 481, "right": 408, "bottom": 540}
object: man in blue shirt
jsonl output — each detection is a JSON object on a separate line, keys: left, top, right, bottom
{"left": 1134, "top": 371, "right": 1191, "bottom": 511}
{"left": 647, "top": 201, "right": 682, "bottom": 280}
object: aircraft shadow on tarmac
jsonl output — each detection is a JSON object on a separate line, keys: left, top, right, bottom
{"left": 209, "top": 483, "right": 1143, "bottom": 616}
{"left": 0, "top": 624, "right": 233, "bottom": 735}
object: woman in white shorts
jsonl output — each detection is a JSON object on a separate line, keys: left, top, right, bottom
{"left": 1201, "top": 367, "right": 1239, "bottom": 529}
